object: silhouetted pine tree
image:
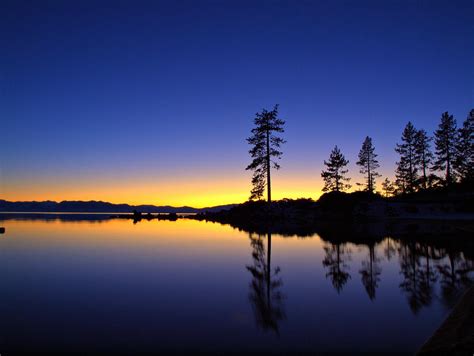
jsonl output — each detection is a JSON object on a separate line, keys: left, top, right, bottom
{"left": 414, "top": 129, "right": 434, "bottom": 189}
{"left": 356, "top": 136, "right": 380, "bottom": 193}
{"left": 321, "top": 146, "right": 351, "bottom": 192}
{"left": 454, "top": 109, "right": 474, "bottom": 184}
{"left": 395, "top": 122, "right": 419, "bottom": 193}
{"left": 381, "top": 177, "right": 395, "bottom": 197}
{"left": 433, "top": 112, "right": 457, "bottom": 186}
{"left": 246, "top": 105, "right": 286, "bottom": 202}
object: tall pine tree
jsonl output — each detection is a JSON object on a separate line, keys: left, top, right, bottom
{"left": 395, "top": 122, "right": 418, "bottom": 193}
{"left": 246, "top": 105, "right": 286, "bottom": 202}
{"left": 454, "top": 109, "right": 474, "bottom": 183}
{"left": 321, "top": 146, "right": 351, "bottom": 192}
{"left": 356, "top": 136, "right": 380, "bottom": 193}
{"left": 433, "top": 112, "right": 457, "bottom": 186}
{"left": 414, "top": 129, "right": 434, "bottom": 189}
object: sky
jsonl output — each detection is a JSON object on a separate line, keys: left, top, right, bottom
{"left": 1, "top": 0, "right": 473, "bottom": 207}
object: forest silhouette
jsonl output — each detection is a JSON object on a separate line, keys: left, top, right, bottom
{"left": 189, "top": 106, "right": 474, "bottom": 234}
{"left": 246, "top": 106, "right": 473, "bottom": 201}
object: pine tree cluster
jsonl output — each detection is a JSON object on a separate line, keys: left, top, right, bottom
{"left": 246, "top": 106, "right": 473, "bottom": 200}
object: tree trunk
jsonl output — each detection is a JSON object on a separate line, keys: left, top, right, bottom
{"left": 266, "top": 128, "right": 271, "bottom": 203}
{"left": 423, "top": 167, "right": 427, "bottom": 189}
{"left": 367, "top": 151, "right": 372, "bottom": 192}
{"left": 409, "top": 147, "right": 413, "bottom": 192}
{"left": 422, "top": 152, "right": 427, "bottom": 189}
{"left": 446, "top": 152, "right": 451, "bottom": 186}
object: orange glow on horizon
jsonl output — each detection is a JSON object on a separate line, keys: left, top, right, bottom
{"left": 1, "top": 169, "right": 395, "bottom": 207}
{"left": 1, "top": 173, "right": 324, "bottom": 207}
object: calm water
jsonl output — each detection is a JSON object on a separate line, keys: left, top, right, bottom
{"left": 0, "top": 217, "right": 473, "bottom": 353}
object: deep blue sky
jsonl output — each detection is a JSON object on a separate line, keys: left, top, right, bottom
{"left": 1, "top": 0, "right": 473, "bottom": 205}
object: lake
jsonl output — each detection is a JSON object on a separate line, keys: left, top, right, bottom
{"left": 0, "top": 217, "right": 473, "bottom": 353}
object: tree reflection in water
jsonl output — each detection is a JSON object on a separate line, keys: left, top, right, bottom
{"left": 240, "top": 222, "right": 474, "bottom": 320}
{"left": 322, "top": 242, "right": 351, "bottom": 293}
{"left": 383, "top": 237, "right": 397, "bottom": 261}
{"left": 359, "top": 242, "right": 382, "bottom": 300}
{"left": 417, "top": 243, "right": 438, "bottom": 308}
{"left": 437, "top": 250, "right": 474, "bottom": 308}
{"left": 319, "top": 234, "right": 474, "bottom": 314}
{"left": 246, "top": 233, "right": 285, "bottom": 335}
{"left": 398, "top": 241, "right": 436, "bottom": 313}
{"left": 398, "top": 241, "right": 474, "bottom": 313}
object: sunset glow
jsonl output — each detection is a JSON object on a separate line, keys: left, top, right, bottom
{"left": 1, "top": 172, "right": 326, "bottom": 207}
{"left": 1, "top": 0, "right": 472, "bottom": 207}
{"left": 1, "top": 1, "right": 473, "bottom": 353}
{"left": 0, "top": 165, "right": 453, "bottom": 207}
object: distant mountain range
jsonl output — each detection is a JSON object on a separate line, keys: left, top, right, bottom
{"left": 0, "top": 200, "right": 237, "bottom": 213}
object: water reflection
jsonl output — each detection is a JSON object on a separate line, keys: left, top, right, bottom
{"left": 359, "top": 242, "right": 381, "bottom": 300}
{"left": 398, "top": 241, "right": 436, "bottom": 313}
{"left": 1, "top": 217, "right": 474, "bottom": 353}
{"left": 437, "top": 250, "right": 474, "bottom": 308}
{"left": 246, "top": 233, "right": 285, "bottom": 335}
{"left": 383, "top": 237, "right": 397, "bottom": 261}
{"left": 322, "top": 242, "right": 351, "bottom": 293}
{"left": 320, "top": 236, "right": 474, "bottom": 313}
